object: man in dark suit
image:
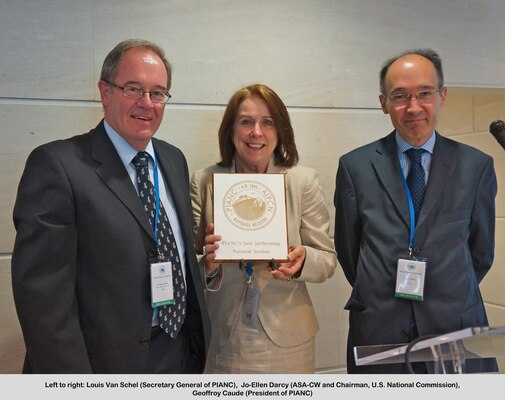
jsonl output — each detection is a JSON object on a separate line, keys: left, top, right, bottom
{"left": 11, "top": 39, "right": 210, "bottom": 373}
{"left": 334, "top": 49, "right": 497, "bottom": 373}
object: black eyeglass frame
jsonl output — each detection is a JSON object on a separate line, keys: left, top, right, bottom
{"left": 105, "top": 80, "right": 171, "bottom": 104}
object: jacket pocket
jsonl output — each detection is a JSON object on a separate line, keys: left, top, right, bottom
{"left": 459, "top": 300, "right": 485, "bottom": 328}
{"left": 344, "top": 298, "right": 367, "bottom": 312}
{"left": 437, "top": 208, "right": 471, "bottom": 225}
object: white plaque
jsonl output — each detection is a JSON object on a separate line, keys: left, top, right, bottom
{"left": 213, "top": 173, "right": 289, "bottom": 262}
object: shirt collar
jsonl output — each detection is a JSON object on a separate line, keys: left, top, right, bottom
{"left": 395, "top": 130, "right": 436, "bottom": 155}
{"left": 103, "top": 119, "right": 155, "bottom": 166}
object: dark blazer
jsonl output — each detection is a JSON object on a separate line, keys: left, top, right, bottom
{"left": 334, "top": 131, "right": 497, "bottom": 373}
{"left": 11, "top": 120, "right": 210, "bottom": 373}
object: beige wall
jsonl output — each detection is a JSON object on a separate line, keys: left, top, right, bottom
{"left": 438, "top": 91, "right": 505, "bottom": 370}
{"left": 438, "top": 91, "right": 505, "bottom": 323}
{"left": 1, "top": 0, "right": 504, "bottom": 373}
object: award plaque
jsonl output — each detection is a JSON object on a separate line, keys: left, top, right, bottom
{"left": 212, "top": 173, "right": 289, "bottom": 262}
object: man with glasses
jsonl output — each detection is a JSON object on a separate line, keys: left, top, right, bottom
{"left": 334, "top": 49, "right": 497, "bottom": 373}
{"left": 11, "top": 39, "right": 210, "bottom": 373}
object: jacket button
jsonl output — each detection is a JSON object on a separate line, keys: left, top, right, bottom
{"left": 140, "top": 337, "right": 150, "bottom": 346}
{"left": 400, "top": 330, "right": 408, "bottom": 338}
{"left": 148, "top": 249, "right": 158, "bottom": 258}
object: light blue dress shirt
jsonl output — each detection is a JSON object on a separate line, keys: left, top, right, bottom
{"left": 396, "top": 130, "right": 436, "bottom": 185}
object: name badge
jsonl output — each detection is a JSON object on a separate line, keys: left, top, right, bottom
{"left": 395, "top": 257, "right": 426, "bottom": 301}
{"left": 150, "top": 261, "right": 175, "bottom": 307}
{"left": 242, "top": 285, "right": 260, "bottom": 329}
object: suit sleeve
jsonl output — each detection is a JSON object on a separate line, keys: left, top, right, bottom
{"left": 333, "top": 157, "right": 361, "bottom": 286}
{"left": 469, "top": 156, "right": 497, "bottom": 283}
{"left": 297, "top": 168, "right": 337, "bottom": 283}
{"left": 11, "top": 145, "right": 92, "bottom": 372}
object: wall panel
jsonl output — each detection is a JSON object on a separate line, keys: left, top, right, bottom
{"left": 0, "top": 259, "right": 24, "bottom": 373}
{"left": 0, "top": 1, "right": 94, "bottom": 100}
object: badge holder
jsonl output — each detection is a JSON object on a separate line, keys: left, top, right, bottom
{"left": 149, "top": 250, "right": 175, "bottom": 307}
{"left": 395, "top": 250, "right": 427, "bottom": 301}
{"left": 239, "top": 259, "right": 260, "bottom": 329}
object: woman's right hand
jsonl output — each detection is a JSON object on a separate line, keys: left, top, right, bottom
{"left": 202, "top": 223, "right": 222, "bottom": 276}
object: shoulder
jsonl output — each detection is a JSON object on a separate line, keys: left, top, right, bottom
{"left": 285, "top": 165, "right": 320, "bottom": 191}
{"left": 340, "top": 133, "right": 394, "bottom": 165}
{"left": 436, "top": 134, "right": 493, "bottom": 163}
{"left": 152, "top": 137, "right": 186, "bottom": 161}
{"left": 191, "top": 164, "right": 227, "bottom": 186}
{"left": 27, "top": 129, "right": 94, "bottom": 164}
{"left": 285, "top": 164, "right": 317, "bottom": 180}
{"left": 28, "top": 120, "right": 108, "bottom": 155}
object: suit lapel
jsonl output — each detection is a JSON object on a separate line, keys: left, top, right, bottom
{"left": 416, "top": 133, "right": 452, "bottom": 228}
{"left": 90, "top": 121, "right": 155, "bottom": 240}
{"left": 266, "top": 159, "right": 287, "bottom": 174}
{"left": 372, "top": 133, "right": 411, "bottom": 227}
{"left": 152, "top": 140, "right": 192, "bottom": 241}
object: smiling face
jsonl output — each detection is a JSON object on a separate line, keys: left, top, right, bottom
{"left": 232, "top": 96, "right": 278, "bottom": 173}
{"left": 379, "top": 54, "right": 447, "bottom": 147}
{"left": 98, "top": 47, "right": 168, "bottom": 151}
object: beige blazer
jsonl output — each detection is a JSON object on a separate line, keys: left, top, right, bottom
{"left": 190, "top": 160, "right": 336, "bottom": 348}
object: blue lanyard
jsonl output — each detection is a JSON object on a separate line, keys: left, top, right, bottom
{"left": 239, "top": 260, "right": 254, "bottom": 286}
{"left": 398, "top": 158, "right": 417, "bottom": 254}
{"left": 152, "top": 157, "right": 161, "bottom": 241}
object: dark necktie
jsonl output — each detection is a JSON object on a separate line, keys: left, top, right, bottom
{"left": 405, "top": 148, "right": 426, "bottom": 225}
{"left": 132, "top": 151, "right": 186, "bottom": 338}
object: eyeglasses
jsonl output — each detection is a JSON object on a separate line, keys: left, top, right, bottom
{"left": 386, "top": 88, "right": 441, "bottom": 105}
{"left": 106, "top": 81, "right": 171, "bottom": 104}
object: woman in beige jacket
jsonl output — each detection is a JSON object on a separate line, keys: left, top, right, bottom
{"left": 190, "top": 83, "right": 336, "bottom": 373}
